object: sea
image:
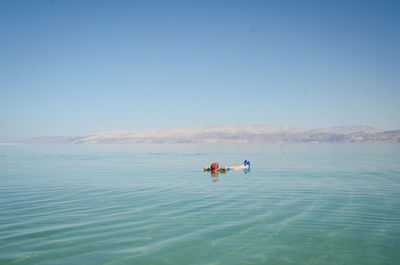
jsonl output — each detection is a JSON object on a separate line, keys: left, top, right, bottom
{"left": 0, "top": 143, "right": 399, "bottom": 265}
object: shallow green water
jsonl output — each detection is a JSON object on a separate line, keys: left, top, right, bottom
{"left": 1, "top": 144, "right": 399, "bottom": 265}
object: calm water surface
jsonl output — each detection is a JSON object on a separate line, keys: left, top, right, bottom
{"left": 1, "top": 144, "right": 399, "bottom": 265}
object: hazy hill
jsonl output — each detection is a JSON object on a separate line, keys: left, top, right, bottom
{"left": 20, "top": 125, "right": 400, "bottom": 144}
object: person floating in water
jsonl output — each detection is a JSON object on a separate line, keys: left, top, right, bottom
{"left": 203, "top": 160, "right": 250, "bottom": 172}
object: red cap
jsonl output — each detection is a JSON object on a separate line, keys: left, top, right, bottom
{"left": 211, "top": 162, "right": 219, "bottom": 170}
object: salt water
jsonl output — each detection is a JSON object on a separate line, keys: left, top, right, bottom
{"left": 1, "top": 144, "right": 399, "bottom": 264}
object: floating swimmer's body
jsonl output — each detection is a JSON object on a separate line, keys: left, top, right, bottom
{"left": 203, "top": 160, "right": 250, "bottom": 172}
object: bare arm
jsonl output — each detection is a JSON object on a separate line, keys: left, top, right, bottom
{"left": 203, "top": 166, "right": 228, "bottom": 172}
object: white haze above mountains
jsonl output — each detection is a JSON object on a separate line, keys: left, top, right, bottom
{"left": 23, "top": 125, "right": 400, "bottom": 144}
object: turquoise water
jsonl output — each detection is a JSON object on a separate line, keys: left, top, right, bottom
{"left": 1, "top": 144, "right": 399, "bottom": 265}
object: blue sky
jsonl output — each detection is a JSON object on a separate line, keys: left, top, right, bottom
{"left": 1, "top": 0, "right": 399, "bottom": 137}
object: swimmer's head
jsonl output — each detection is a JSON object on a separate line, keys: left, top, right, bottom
{"left": 211, "top": 162, "right": 219, "bottom": 170}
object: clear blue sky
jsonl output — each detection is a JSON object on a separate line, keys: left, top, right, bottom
{"left": 1, "top": 0, "right": 399, "bottom": 137}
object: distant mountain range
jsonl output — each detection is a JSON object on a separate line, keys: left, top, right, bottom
{"left": 18, "top": 125, "right": 400, "bottom": 144}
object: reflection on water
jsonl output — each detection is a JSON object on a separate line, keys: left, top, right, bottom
{"left": 208, "top": 168, "right": 250, "bottom": 182}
